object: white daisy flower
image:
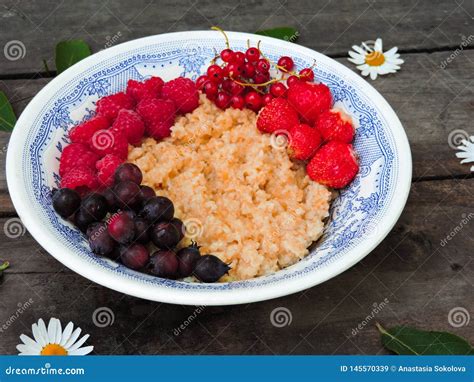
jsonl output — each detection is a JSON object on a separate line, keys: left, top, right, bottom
{"left": 348, "top": 38, "right": 404, "bottom": 80}
{"left": 16, "top": 317, "right": 93, "bottom": 356}
{"left": 456, "top": 137, "right": 474, "bottom": 171}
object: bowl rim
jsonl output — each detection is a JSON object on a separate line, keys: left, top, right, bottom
{"left": 6, "top": 30, "right": 412, "bottom": 305}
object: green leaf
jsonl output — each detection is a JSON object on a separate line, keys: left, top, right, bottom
{"left": 55, "top": 40, "right": 91, "bottom": 74}
{"left": 255, "top": 27, "right": 299, "bottom": 42}
{"left": 0, "top": 261, "right": 9, "bottom": 272}
{"left": 377, "top": 323, "right": 474, "bottom": 355}
{"left": 0, "top": 92, "right": 17, "bottom": 132}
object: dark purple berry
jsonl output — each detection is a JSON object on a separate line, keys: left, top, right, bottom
{"left": 139, "top": 185, "right": 155, "bottom": 205}
{"left": 149, "top": 221, "right": 180, "bottom": 249}
{"left": 171, "top": 218, "right": 185, "bottom": 241}
{"left": 107, "top": 212, "right": 135, "bottom": 244}
{"left": 74, "top": 209, "right": 96, "bottom": 232}
{"left": 114, "top": 181, "right": 141, "bottom": 209}
{"left": 148, "top": 250, "right": 178, "bottom": 278}
{"left": 123, "top": 209, "right": 137, "bottom": 220}
{"left": 114, "top": 163, "right": 143, "bottom": 185}
{"left": 120, "top": 244, "right": 149, "bottom": 270}
{"left": 52, "top": 188, "right": 81, "bottom": 218}
{"left": 102, "top": 188, "right": 118, "bottom": 212}
{"left": 86, "top": 222, "right": 115, "bottom": 256}
{"left": 134, "top": 218, "right": 150, "bottom": 244}
{"left": 176, "top": 242, "right": 201, "bottom": 277}
{"left": 193, "top": 255, "right": 230, "bottom": 283}
{"left": 81, "top": 193, "right": 108, "bottom": 221}
{"left": 140, "top": 196, "right": 174, "bottom": 223}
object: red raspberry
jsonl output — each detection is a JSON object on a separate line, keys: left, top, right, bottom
{"left": 287, "top": 123, "right": 322, "bottom": 161}
{"left": 316, "top": 109, "right": 355, "bottom": 143}
{"left": 96, "top": 92, "right": 135, "bottom": 122}
{"left": 59, "top": 143, "right": 99, "bottom": 177}
{"left": 136, "top": 98, "right": 176, "bottom": 140}
{"left": 287, "top": 81, "right": 332, "bottom": 124}
{"left": 90, "top": 128, "right": 129, "bottom": 159}
{"left": 60, "top": 166, "right": 98, "bottom": 191}
{"left": 126, "top": 77, "right": 164, "bottom": 102}
{"left": 256, "top": 98, "right": 299, "bottom": 134}
{"left": 306, "top": 141, "right": 359, "bottom": 189}
{"left": 69, "top": 115, "right": 110, "bottom": 144}
{"left": 161, "top": 77, "right": 199, "bottom": 114}
{"left": 112, "top": 109, "right": 145, "bottom": 146}
{"left": 96, "top": 154, "right": 124, "bottom": 187}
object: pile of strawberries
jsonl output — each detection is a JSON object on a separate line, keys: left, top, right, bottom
{"left": 256, "top": 79, "right": 359, "bottom": 189}
{"left": 59, "top": 76, "right": 200, "bottom": 194}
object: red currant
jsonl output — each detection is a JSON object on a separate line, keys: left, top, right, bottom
{"left": 232, "top": 51, "right": 246, "bottom": 65}
{"left": 270, "top": 82, "right": 287, "bottom": 98}
{"left": 245, "top": 91, "right": 262, "bottom": 112}
{"left": 229, "top": 81, "right": 244, "bottom": 95}
{"left": 277, "top": 56, "right": 294, "bottom": 72}
{"left": 230, "top": 95, "right": 245, "bottom": 109}
{"left": 220, "top": 49, "right": 235, "bottom": 63}
{"left": 207, "top": 64, "right": 224, "bottom": 83}
{"left": 203, "top": 81, "right": 218, "bottom": 98}
{"left": 242, "top": 62, "right": 256, "bottom": 78}
{"left": 245, "top": 47, "right": 260, "bottom": 62}
{"left": 287, "top": 75, "right": 299, "bottom": 87}
{"left": 299, "top": 68, "right": 315, "bottom": 81}
{"left": 262, "top": 93, "right": 274, "bottom": 105}
{"left": 221, "top": 78, "right": 233, "bottom": 92}
{"left": 254, "top": 70, "right": 270, "bottom": 84}
{"left": 227, "top": 63, "right": 243, "bottom": 78}
{"left": 196, "top": 75, "right": 209, "bottom": 90}
{"left": 215, "top": 92, "right": 231, "bottom": 109}
{"left": 256, "top": 58, "right": 270, "bottom": 73}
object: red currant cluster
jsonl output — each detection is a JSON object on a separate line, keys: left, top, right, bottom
{"left": 196, "top": 30, "right": 316, "bottom": 113}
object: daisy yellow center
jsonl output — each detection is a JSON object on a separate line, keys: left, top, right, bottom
{"left": 40, "top": 344, "right": 68, "bottom": 356}
{"left": 365, "top": 51, "right": 385, "bottom": 66}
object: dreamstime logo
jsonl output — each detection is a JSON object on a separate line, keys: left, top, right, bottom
{"left": 270, "top": 307, "right": 292, "bottom": 327}
{"left": 91, "top": 130, "right": 114, "bottom": 151}
{"left": 270, "top": 130, "right": 291, "bottom": 150}
{"left": 447, "top": 129, "right": 469, "bottom": 150}
{"left": 4, "top": 40, "right": 26, "bottom": 61}
{"left": 351, "top": 298, "right": 389, "bottom": 337}
{"left": 92, "top": 307, "right": 115, "bottom": 327}
{"left": 440, "top": 212, "right": 474, "bottom": 247}
{"left": 440, "top": 35, "right": 474, "bottom": 69}
{"left": 183, "top": 218, "right": 203, "bottom": 239}
{"left": 4, "top": 218, "right": 26, "bottom": 239}
{"left": 104, "top": 31, "right": 122, "bottom": 49}
{"left": 448, "top": 307, "right": 470, "bottom": 328}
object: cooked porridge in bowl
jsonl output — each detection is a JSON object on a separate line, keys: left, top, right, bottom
{"left": 128, "top": 96, "right": 332, "bottom": 280}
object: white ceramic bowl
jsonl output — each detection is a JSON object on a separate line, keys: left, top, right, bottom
{"left": 6, "top": 31, "right": 411, "bottom": 305}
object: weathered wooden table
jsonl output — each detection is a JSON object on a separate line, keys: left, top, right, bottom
{"left": 0, "top": 0, "right": 473, "bottom": 355}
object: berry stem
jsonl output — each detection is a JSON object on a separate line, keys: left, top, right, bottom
{"left": 211, "top": 26, "right": 230, "bottom": 49}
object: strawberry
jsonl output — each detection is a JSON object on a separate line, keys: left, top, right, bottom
{"left": 162, "top": 77, "right": 199, "bottom": 114}
{"left": 69, "top": 115, "right": 110, "bottom": 144}
{"left": 306, "top": 141, "right": 359, "bottom": 189}
{"left": 96, "top": 92, "right": 135, "bottom": 122}
{"left": 90, "top": 128, "right": 129, "bottom": 159}
{"left": 96, "top": 154, "right": 124, "bottom": 187}
{"left": 256, "top": 98, "right": 299, "bottom": 134}
{"left": 316, "top": 108, "right": 355, "bottom": 143}
{"left": 126, "top": 76, "right": 164, "bottom": 102}
{"left": 287, "top": 123, "right": 322, "bottom": 160}
{"left": 287, "top": 80, "right": 332, "bottom": 124}
{"left": 59, "top": 143, "right": 99, "bottom": 177}
{"left": 112, "top": 109, "right": 145, "bottom": 146}
{"left": 136, "top": 98, "right": 176, "bottom": 140}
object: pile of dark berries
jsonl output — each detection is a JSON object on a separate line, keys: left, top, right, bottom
{"left": 52, "top": 163, "right": 230, "bottom": 283}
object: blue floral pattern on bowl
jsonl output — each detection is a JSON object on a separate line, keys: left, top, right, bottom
{"left": 14, "top": 32, "right": 408, "bottom": 301}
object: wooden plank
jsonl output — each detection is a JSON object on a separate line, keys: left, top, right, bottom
{"left": 0, "top": 178, "right": 472, "bottom": 354}
{"left": 0, "top": 0, "right": 472, "bottom": 74}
